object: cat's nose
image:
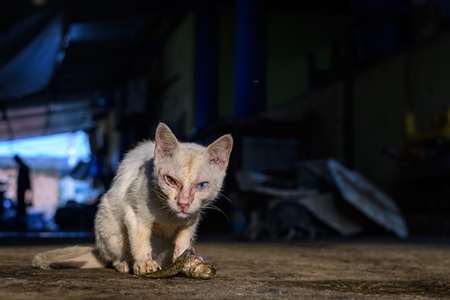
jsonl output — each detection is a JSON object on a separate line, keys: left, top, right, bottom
{"left": 178, "top": 202, "right": 189, "bottom": 211}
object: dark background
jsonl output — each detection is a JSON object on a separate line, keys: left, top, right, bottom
{"left": 1, "top": 0, "right": 450, "bottom": 241}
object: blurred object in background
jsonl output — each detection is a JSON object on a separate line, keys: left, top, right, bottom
{"left": 387, "top": 107, "right": 450, "bottom": 236}
{"left": 13, "top": 155, "right": 31, "bottom": 231}
{"left": 236, "top": 159, "right": 408, "bottom": 241}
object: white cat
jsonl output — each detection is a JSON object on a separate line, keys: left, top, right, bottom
{"left": 32, "top": 123, "right": 233, "bottom": 274}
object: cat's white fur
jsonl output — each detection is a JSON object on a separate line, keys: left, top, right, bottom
{"left": 32, "top": 123, "right": 233, "bottom": 274}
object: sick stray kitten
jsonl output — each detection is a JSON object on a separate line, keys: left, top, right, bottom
{"left": 32, "top": 123, "right": 233, "bottom": 275}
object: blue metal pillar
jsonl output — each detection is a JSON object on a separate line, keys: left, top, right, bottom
{"left": 232, "top": 0, "right": 267, "bottom": 117}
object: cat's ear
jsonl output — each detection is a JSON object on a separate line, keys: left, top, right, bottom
{"left": 154, "top": 123, "right": 179, "bottom": 162}
{"left": 206, "top": 134, "right": 233, "bottom": 169}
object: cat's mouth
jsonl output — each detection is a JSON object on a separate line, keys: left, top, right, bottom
{"left": 173, "top": 205, "right": 190, "bottom": 216}
{"left": 176, "top": 210, "right": 191, "bottom": 218}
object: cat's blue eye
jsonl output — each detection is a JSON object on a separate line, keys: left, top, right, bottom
{"left": 196, "top": 182, "right": 209, "bottom": 190}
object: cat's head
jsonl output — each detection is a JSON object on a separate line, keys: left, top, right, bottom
{"left": 152, "top": 123, "right": 233, "bottom": 219}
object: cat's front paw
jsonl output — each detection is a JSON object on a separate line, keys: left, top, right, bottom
{"left": 113, "top": 260, "right": 130, "bottom": 273}
{"left": 133, "top": 260, "right": 161, "bottom": 275}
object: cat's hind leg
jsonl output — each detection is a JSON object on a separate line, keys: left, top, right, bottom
{"left": 95, "top": 225, "right": 131, "bottom": 273}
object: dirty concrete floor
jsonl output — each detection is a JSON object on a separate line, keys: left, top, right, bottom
{"left": 1, "top": 237, "right": 449, "bottom": 299}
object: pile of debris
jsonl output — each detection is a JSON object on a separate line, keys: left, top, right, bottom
{"left": 235, "top": 159, "right": 408, "bottom": 240}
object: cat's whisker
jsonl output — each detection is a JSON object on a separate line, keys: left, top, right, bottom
{"left": 159, "top": 205, "right": 175, "bottom": 219}
{"left": 151, "top": 187, "right": 165, "bottom": 198}
{"left": 151, "top": 188, "right": 169, "bottom": 201}
{"left": 206, "top": 204, "right": 229, "bottom": 222}
{"left": 165, "top": 211, "right": 174, "bottom": 220}
{"left": 218, "top": 192, "right": 235, "bottom": 206}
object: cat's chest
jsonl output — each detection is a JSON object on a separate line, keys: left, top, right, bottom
{"left": 152, "top": 221, "right": 180, "bottom": 239}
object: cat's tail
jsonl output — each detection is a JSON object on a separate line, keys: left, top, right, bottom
{"left": 32, "top": 246, "right": 106, "bottom": 269}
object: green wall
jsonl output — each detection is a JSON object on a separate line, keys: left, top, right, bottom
{"left": 267, "top": 13, "right": 341, "bottom": 109}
